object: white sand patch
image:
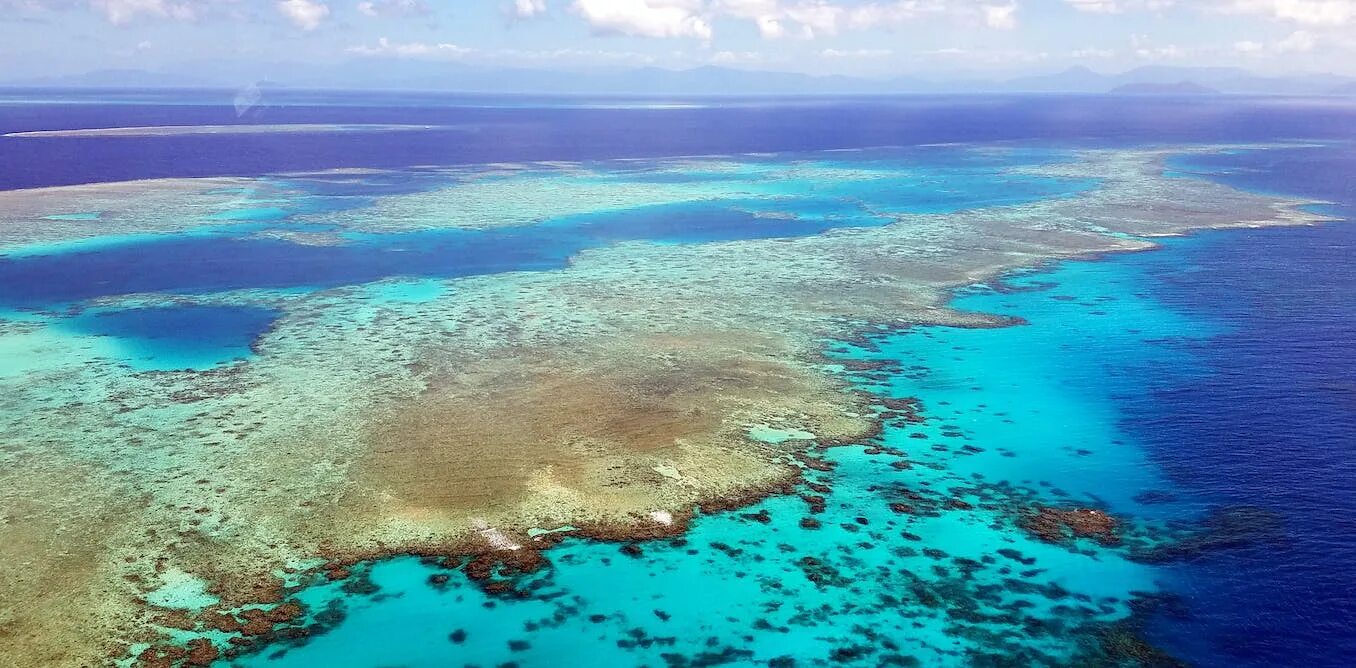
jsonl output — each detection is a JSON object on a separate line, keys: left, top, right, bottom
{"left": 746, "top": 424, "right": 816, "bottom": 444}
{"left": 471, "top": 518, "right": 522, "bottom": 551}
{"left": 652, "top": 463, "right": 683, "bottom": 480}
{"left": 144, "top": 568, "right": 220, "bottom": 612}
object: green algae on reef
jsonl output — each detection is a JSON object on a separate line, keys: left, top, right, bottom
{"left": 0, "top": 145, "right": 1334, "bottom": 667}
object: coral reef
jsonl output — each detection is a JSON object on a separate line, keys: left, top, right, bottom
{"left": 0, "top": 145, "right": 1329, "bottom": 666}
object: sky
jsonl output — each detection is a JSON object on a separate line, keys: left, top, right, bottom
{"left": 2, "top": 0, "right": 1355, "bottom": 81}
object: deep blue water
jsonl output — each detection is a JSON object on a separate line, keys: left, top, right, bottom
{"left": 0, "top": 232, "right": 577, "bottom": 305}
{"left": 1123, "top": 148, "right": 1356, "bottom": 665}
{"left": 3, "top": 91, "right": 1356, "bottom": 190}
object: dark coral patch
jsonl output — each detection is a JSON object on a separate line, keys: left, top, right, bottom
{"left": 1020, "top": 506, "right": 1120, "bottom": 546}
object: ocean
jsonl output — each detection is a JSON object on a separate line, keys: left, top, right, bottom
{"left": 0, "top": 91, "right": 1353, "bottom": 666}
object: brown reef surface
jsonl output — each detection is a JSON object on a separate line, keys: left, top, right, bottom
{"left": 0, "top": 146, "right": 1332, "bottom": 666}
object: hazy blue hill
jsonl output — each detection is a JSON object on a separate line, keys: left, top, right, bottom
{"left": 569, "top": 66, "right": 873, "bottom": 95}
{"left": 1176, "top": 68, "right": 1353, "bottom": 95}
{"left": 1120, "top": 65, "right": 1251, "bottom": 83}
{"left": 1000, "top": 65, "right": 1237, "bottom": 93}
{"left": 1109, "top": 81, "right": 1220, "bottom": 95}
{"left": 1002, "top": 65, "right": 1110, "bottom": 93}
{"left": 146, "top": 61, "right": 880, "bottom": 95}
{"left": 1002, "top": 65, "right": 1352, "bottom": 95}
{"left": 4, "top": 63, "right": 1354, "bottom": 96}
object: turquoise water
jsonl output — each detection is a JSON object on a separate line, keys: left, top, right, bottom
{"left": 62, "top": 305, "right": 280, "bottom": 372}
{"left": 846, "top": 257, "right": 1216, "bottom": 517}
{"left": 214, "top": 240, "right": 1229, "bottom": 667}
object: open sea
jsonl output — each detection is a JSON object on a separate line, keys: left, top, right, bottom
{"left": 1, "top": 90, "right": 1353, "bottom": 666}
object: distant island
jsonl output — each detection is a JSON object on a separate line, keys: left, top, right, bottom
{"left": 3, "top": 64, "right": 1352, "bottom": 97}
{"left": 1109, "top": 81, "right": 1220, "bottom": 95}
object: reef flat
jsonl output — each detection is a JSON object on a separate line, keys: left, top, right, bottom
{"left": 0, "top": 177, "right": 283, "bottom": 250}
{"left": 0, "top": 144, "right": 1329, "bottom": 666}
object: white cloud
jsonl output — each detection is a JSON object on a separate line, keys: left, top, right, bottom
{"left": 347, "top": 36, "right": 473, "bottom": 56}
{"left": 921, "top": 45, "right": 1050, "bottom": 63}
{"left": 1130, "top": 33, "right": 1189, "bottom": 59}
{"left": 1236, "top": 29, "right": 1320, "bottom": 54}
{"left": 844, "top": 1, "right": 945, "bottom": 31}
{"left": 1065, "top": 0, "right": 1123, "bottom": 11}
{"left": 356, "top": 0, "right": 429, "bottom": 17}
{"left": 88, "top": 0, "right": 200, "bottom": 25}
{"left": 710, "top": 49, "right": 763, "bottom": 62}
{"left": 1220, "top": 0, "right": 1356, "bottom": 26}
{"left": 1277, "top": 28, "right": 1318, "bottom": 50}
{"left": 0, "top": 0, "right": 204, "bottom": 25}
{"left": 839, "top": 1, "right": 1016, "bottom": 34}
{"left": 820, "top": 47, "right": 893, "bottom": 57}
{"left": 277, "top": 0, "right": 329, "bottom": 30}
{"left": 982, "top": 2, "right": 1017, "bottom": 29}
{"left": 516, "top": 1, "right": 1017, "bottom": 41}
{"left": 1064, "top": 0, "right": 1174, "bottom": 13}
{"left": 571, "top": 0, "right": 713, "bottom": 39}
{"left": 783, "top": 1, "right": 845, "bottom": 37}
{"left": 512, "top": 0, "right": 546, "bottom": 17}
{"left": 112, "top": 37, "right": 155, "bottom": 56}
{"left": 714, "top": 0, "right": 838, "bottom": 38}
{"left": 754, "top": 14, "right": 785, "bottom": 37}
{"left": 1070, "top": 46, "right": 1116, "bottom": 58}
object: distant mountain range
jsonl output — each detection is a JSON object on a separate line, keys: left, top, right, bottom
{"left": 1109, "top": 81, "right": 1220, "bottom": 95}
{"left": 997, "top": 65, "right": 1353, "bottom": 96}
{"left": 7, "top": 63, "right": 1356, "bottom": 96}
